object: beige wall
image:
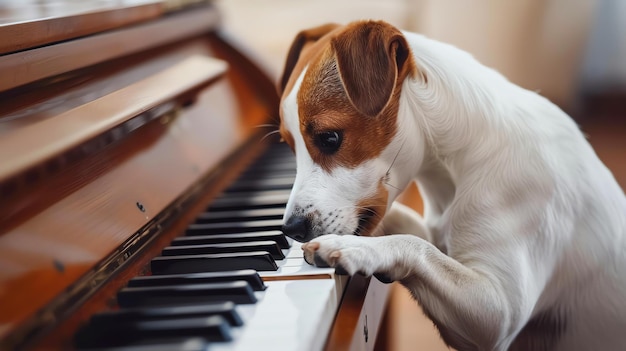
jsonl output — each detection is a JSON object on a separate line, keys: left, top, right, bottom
{"left": 218, "top": 0, "right": 597, "bottom": 109}
{"left": 405, "top": 0, "right": 597, "bottom": 109}
{"left": 216, "top": 0, "right": 410, "bottom": 81}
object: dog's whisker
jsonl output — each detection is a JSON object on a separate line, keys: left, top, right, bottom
{"left": 384, "top": 181, "right": 402, "bottom": 191}
{"left": 335, "top": 204, "right": 387, "bottom": 211}
{"left": 385, "top": 138, "right": 406, "bottom": 177}
{"left": 254, "top": 123, "right": 279, "bottom": 129}
{"left": 260, "top": 129, "right": 281, "bottom": 142}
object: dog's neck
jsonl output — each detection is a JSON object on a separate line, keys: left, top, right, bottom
{"left": 397, "top": 32, "right": 523, "bottom": 210}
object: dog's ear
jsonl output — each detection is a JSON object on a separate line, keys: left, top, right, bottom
{"left": 278, "top": 23, "right": 341, "bottom": 95}
{"left": 332, "top": 21, "right": 411, "bottom": 117}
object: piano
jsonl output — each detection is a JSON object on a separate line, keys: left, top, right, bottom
{"left": 0, "top": 1, "right": 390, "bottom": 350}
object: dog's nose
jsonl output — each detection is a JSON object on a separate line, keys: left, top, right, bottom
{"left": 282, "top": 215, "right": 311, "bottom": 242}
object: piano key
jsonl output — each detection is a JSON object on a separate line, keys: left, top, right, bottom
{"left": 208, "top": 190, "right": 290, "bottom": 211}
{"left": 117, "top": 281, "right": 257, "bottom": 307}
{"left": 210, "top": 279, "right": 344, "bottom": 351}
{"left": 75, "top": 316, "right": 231, "bottom": 348}
{"left": 127, "top": 270, "right": 266, "bottom": 291}
{"left": 225, "top": 176, "right": 295, "bottom": 192}
{"left": 251, "top": 145, "right": 293, "bottom": 159}
{"left": 239, "top": 153, "right": 293, "bottom": 163}
{"left": 237, "top": 169, "right": 296, "bottom": 181}
{"left": 162, "top": 241, "right": 285, "bottom": 260}
{"left": 243, "top": 153, "right": 294, "bottom": 165}
{"left": 171, "top": 232, "right": 290, "bottom": 249}
{"left": 150, "top": 252, "right": 278, "bottom": 274}
{"left": 90, "top": 302, "right": 243, "bottom": 327}
{"left": 76, "top": 337, "right": 208, "bottom": 351}
{"left": 248, "top": 148, "right": 293, "bottom": 161}
{"left": 185, "top": 219, "right": 283, "bottom": 235}
{"left": 240, "top": 161, "right": 296, "bottom": 173}
{"left": 194, "top": 207, "right": 285, "bottom": 223}
{"left": 76, "top": 142, "right": 354, "bottom": 351}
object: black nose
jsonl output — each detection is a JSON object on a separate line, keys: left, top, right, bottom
{"left": 282, "top": 215, "right": 310, "bottom": 242}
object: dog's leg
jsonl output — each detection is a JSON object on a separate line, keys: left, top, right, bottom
{"left": 303, "top": 234, "right": 529, "bottom": 351}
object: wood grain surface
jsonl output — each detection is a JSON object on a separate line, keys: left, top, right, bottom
{"left": 0, "top": 31, "right": 279, "bottom": 347}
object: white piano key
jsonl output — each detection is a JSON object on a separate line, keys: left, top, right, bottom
{"left": 262, "top": 241, "right": 336, "bottom": 279}
{"left": 210, "top": 279, "right": 343, "bottom": 351}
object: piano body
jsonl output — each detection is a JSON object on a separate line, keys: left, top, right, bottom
{"left": 0, "top": 1, "right": 389, "bottom": 350}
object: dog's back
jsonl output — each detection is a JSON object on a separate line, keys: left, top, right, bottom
{"left": 405, "top": 31, "right": 626, "bottom": 350}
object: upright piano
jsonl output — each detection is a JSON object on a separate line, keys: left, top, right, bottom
{"left": 0, "top": 1, "right": 390, "bottom": 350}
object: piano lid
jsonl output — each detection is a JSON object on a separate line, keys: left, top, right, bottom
{"left": 0, "top": 1, "right": 220, "bottom": 93}
{"left": 0, "top": 0, "right": 214, "bottom": 56}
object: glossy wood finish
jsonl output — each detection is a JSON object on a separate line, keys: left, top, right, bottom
{"left": 0, "top": 4, "right": 219, "bottom": 92}
{"left": 31, "top": 129, "right": 272, "bottom": 351}
{"left": 0, "top": 55, "right": 227, "bottom": 183}
{"left": 0, "top": 23, "right": 279, "bottom": 348}
{"left": 324, "top": 275, "right": 390, "bottom": 351}
{"left": 0, "top": 0, "right": 163, "bottom": 55}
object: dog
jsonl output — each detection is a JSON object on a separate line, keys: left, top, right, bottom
{"left": 276, "top": 20, "right": 626, "bottom": 351}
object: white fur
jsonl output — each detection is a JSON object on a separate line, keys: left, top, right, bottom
{"left": 283, "top": 66, "right": 393, "bottom": 235}
{"left": 283, "top": 30, "right": 626, "bottom": 351}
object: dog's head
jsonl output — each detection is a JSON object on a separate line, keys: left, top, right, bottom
{"left": 278, "top": 20, "right": 420, "bottom": 242}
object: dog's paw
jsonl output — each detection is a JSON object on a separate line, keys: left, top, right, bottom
{"left": 302, "top": 234, "right": 382, "bottom": 277}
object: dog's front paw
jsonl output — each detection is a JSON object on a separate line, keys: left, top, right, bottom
{"left": 302, "top": 234, "right": 381, "bottom": 276}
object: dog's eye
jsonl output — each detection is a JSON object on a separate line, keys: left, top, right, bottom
{"left": 315, "top": 131, "right": 342, "bottom": 154}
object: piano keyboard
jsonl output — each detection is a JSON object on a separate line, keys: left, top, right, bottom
{"left": 73, "top": 142, "right": 347, "bottom": 351}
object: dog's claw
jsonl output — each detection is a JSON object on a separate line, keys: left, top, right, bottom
{"left": 313, "top": 252, "right": 331, "bottom": 268}
{"left": 304, "top": 253, "right": 314, "bottom": 265}
{"left": 303, "top": 242, "right": 321, "bottom": 265}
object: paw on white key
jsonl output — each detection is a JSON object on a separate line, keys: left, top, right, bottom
{"left": 302, "top": 234, "right": 385, "bottom": 277}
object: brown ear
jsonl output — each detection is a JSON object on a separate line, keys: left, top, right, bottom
{"left": 278, "top": 23, "right": 340, "bottom": 95}
{"left": 332, "top": 21, "right": 411, "bottom": 117}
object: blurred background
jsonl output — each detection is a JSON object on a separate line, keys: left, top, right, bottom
{"left": 2, "top": 0, "right": 621, "bottom": 349}
{"left": 215, "top": 0, "right": 625, "bottom": 350}
{"left": 217, "top": 0, "right": 623, "bottom": 109}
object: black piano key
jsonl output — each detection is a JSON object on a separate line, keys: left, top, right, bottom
{"left": 76, "top": 338, "right": 208, "bottom": 351}
{"left": 117, "top": 281, "right": 257, "bottom": 307}
{"left": 225, "top": 176, "right": 295, "bottom": 192}
{"left": 90, "top": 302, "right": 243, "bottom": 327}
{"left": 242, "top": 160, "right": 295, "bottom": 173}
{"left": 162, "top": 241, "right": 285, "bottom": 260}
{"left": 75, "top": 316, "right": 231, "bottom": 348}
{"left": 171, "top": 231, "right": 290, "bottom": 249}
{"left": 251, "top": 146, "right": 293, "bottom": 159}
{"left": 186, "top": 219, "right": 283, "bottom": 235}
{"left": 194, "top": 207, "right": 285, "bottom": 223}
{"left": 208, "top": 190, "right": 290, "bottom": 211}
{"left": 150, "top": 251, "right": 278, "bottom": 275}
{"left": 238, "top": 168, "right": 296, "bottom": 181}
{"left": 127, "top": 270, "right": 266, "bottom": 291}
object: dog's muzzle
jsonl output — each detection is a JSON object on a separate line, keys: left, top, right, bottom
{"left": 281, "top": 215, "right": 314, "bottom": 242}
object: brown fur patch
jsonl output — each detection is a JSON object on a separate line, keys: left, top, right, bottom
{"left": 355, "top": 180, "right": 389, "bottom": 236}
{"left": 278, "top": 24, "right": 342, "bottom": 152}
{"left": 278, "top": 23, "right": 342, "bottom": 100}
{"left": 290, "top": 20, "right": 416, "bottom": 172}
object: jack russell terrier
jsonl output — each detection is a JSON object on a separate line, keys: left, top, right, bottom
{"left": 277, "top": 21, "right": 626, "bottom": 351}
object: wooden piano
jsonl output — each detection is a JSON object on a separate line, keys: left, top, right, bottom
{"left": 0, "top": 1, "right": 390, "bottom": 350}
